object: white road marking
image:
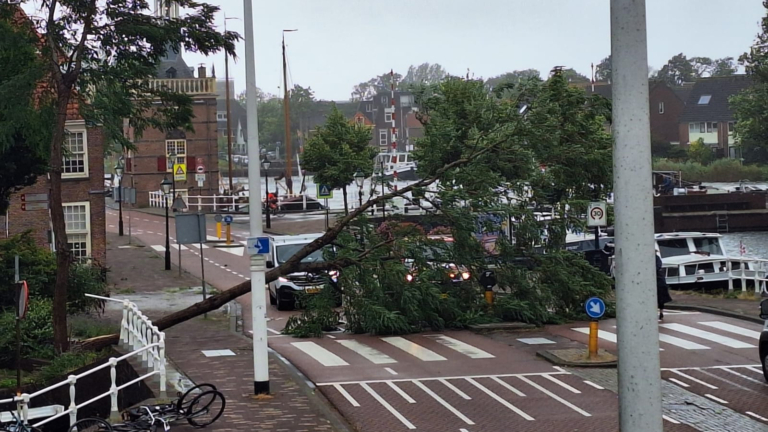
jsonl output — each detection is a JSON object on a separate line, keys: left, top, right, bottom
{"left": 465, "top": 378, "right": 533, "bottom": 420}
{"left": 668, "top": 378, "right": 690, "bottom": 388}
{"left": 439, "top": 379, "right": 471, "bottom": 400}
{"left": 190, "top": 244, "right": 209, "bottom": 249}
{"left": 414, "top": 381, "right": 474, "bottom": 425}
{"left": 542, "top": 374, "right": 581, "bottom": 394}
{"left": 108, "top": 224, "right": 115, "bottom": 228}
{"left": 361, "top": 383, "right": 416, "bottom": 429}
{"left": 747, "top": 411, "right": 768, "bottom": 422}
{"left": 573, "top": 327, "right": 663, "bottom": 350}
{"left": 425, "top": 335, "right": 495, "bottom": 359}
{"left": 705, "top": 394, "right": 728, "bottom": 404}
{"left": 671, "top": 371, "right": 718, "bottom": 389}
{"left": 583, "top": 380, "right": 604, "bottom": 390}
{"left": 326, "top": 335, "right": 336, "bottom": 339}
{"left": 337, "top": 340, "right": 397, "bottom": 364}
{"left": 517, "top": 337, "right": 556, "bottom": 345}
{"left": 663, "top": 415, "right": 681, "bottom": 424}
{"left": 460, "top": 429, "right": 469, "bottom": 432}
{"left": 699, "top": 321, "right": 761, "bottom": 339}
{"left": 491, "top": 376, "right": 526, "bottom": 397}
{"left": 660, "top": 323, "right": 756, "bottom": 348}
{"left": 386, "top": 381, "right": 415, "bottom": 403}
{"left": 334, "top": 384, "right": 359, "bottom": 407}
{"left": 747, "top": 366, "right": 764, "bottom": 374}
{"left": 385, "top": 367, "right": 398, "bottom": 375}
{"left": 266, "top": 328, "right": 281, "bottom": 335}
{"left": 170, "top": 244, "right": 188, "bottom": 250}
{"left": 517, "top": 376, "right": 591, "bottom": 417}
{"left": 146, "top": 231, "right": 154, "bottom": 234}
{"left": 219, "top": 246, "right": 245, "bottom": 256}
{"left": 658, "top": 333, "right": 711, "bottom": 350}
{"left": 151, "top": 245, "right": 166, "bottom": 252}
{"left": 316, "top": 371, "right": 570, "bottom": 387}
{"left": 382, "top": 337, "right": 446, "bottom": 361}
{"left": 719, "top": 367, "right": 765, "bottom": 384}
{"left": 291, "top": 342, "right": 349, "bottom": 367}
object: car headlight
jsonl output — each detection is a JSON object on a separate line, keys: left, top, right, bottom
{"left": 461, "top": 271, "right": 471, "bottom": 280}
{"left": 448, "top": 273, "right": 456, "bottom": 279}
{"left": 278, "top": 277, "right": 288, "bottom": 282}
{"left": 328, "top": 270, "right": 339, "bottom": 278}
{"left": 406, "top": 274, "right": 414, "bottom": 282}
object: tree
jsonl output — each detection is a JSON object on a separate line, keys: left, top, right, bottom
{"left": 690, "top": 56, "right": 714, "bottom": 78}
{"left": 484, "top": 69, "right": 541, "bottom": 90}
{"left": 0, "top": 12, "right": 52, "bottom": 214}
{"left": 402, "top": 63, "right": 448, "bottom": 86}
{"left": 654, "top": 53, "right": 696, "bottom": 86}
{"left": 351, "top": 71, "right": 404, "bottom": 101}
{"left": 560, "top": 68, "right": 590, "bottom": 84}
{"left": 19, "top": 0, "right": 237, "bottom": 352}
{"left": 595, "top": 55, "right": 612, "bottom": 82}
{"left": 687, "top": 138, "right": 714, "bottom": 164}
{"left": 302, "top": 104, "right": 377, "bottom": 214}
{"left": 711, "top": 57, "right": 738, "bottom": 76}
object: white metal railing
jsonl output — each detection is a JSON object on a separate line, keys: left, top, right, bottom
{"left": 725, "top": 257, "right": 768, "bottom": 294}
{"left": 147, "top": 77, "right": 216, "bottom": 95}
{"left": 0, "top": 295, "right": 167, "bottom": 428}
{"left": 148, "top": 192, "right": 244, "bottom": 213}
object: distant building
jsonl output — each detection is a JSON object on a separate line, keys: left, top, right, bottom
{"left": 356, "top": 91, "right": 422, "bottom": 152}
{"left": 216, "top": 93, "right": 248, "bottom": 155}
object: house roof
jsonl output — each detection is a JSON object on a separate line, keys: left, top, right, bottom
{"left": 671, "top": 82, "right": 695, "bottom": 105}
{"left": 577, "top": 82, "right": 613, "bottom": 100}
{"left": 678, "top": 75, "right": 753, "bottom": 123}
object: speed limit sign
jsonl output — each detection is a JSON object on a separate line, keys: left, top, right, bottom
{"left": 588, "top": 202, "right": 607, "bottom": 227}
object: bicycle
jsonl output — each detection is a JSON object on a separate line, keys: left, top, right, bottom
{"left": 0, "top": 410, "right": 42, "bottom": 432}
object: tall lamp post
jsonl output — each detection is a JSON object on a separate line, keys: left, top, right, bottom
{"left": 354, "top": 168, "right": 365, "bottom": 209}
{"left": 160, "top": 177, "right": 173, "bottom": 270}
{"left": 115, "top": 157, "right": 125, "bottom": 236}
{"left": 262, "top": 156, "right": 271, "bottom": 229}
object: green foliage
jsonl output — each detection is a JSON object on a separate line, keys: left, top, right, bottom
{"left": 68, "top": 315, "right": 119, "bottom": 340}
{"left": 595, "top": 56, "right": 612, "bottom": 82}
{"left": 653, "top": 158, "right": 768, "bottom": 182}
{"left": 687, "top": 138, "right": 715, "bottom": 165}
{"left": 283, "top": 287, "right": 340, "bottom": 338}
{"left": 653, "top": 53, "right": 697, "bottom": 85}
{"left": 32, "top": 350, "right": 104, "bottom": 386}
{"left": 731, "top": 83, "right": 768, "bottom": 164}
{"left": 484, "top": 69, "right": 541, "bottom": 90}
{"left": 0, "top": 299, "right": 55, "bottom": 367}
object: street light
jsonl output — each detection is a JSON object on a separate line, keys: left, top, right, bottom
{"left": 262, "top": 156, "right": 272, "bottom": 229}
{"left": 115, "top": 157, "right": 125, "bottom": 236}
{"left": 354, "top": 168, "right": 365, "bottom": 208}
{"left": 160, "top": 176, "right": 173, "bottom": 271}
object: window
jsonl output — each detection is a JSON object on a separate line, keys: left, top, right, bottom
{"left": 217, "top": 112, "right": 227, "bottom": 120}
{"left": 365, "top": 103, "right": 372, "bottom": 112}
{"left": 658, "top": 102, "right": 665, "bottom": 114}
{"left": 709, "top": 122, "right": 718, "bottom": 132}
{"left": 64, "top": 202, "right": 90, "bottom": 261}
{"left": 63, "top": 129, "right": 88, "bottom": 178}
{"left": 379, "top": 129, "right": 388, "bottom": 146}
{"left": 657, "top": 239, "right": 690, "bottom": 258}
{"left": 693, "top": 238, "right": 723, "bottom": 256}
{"left": 165, "top": 139, "right": 186, "bottom": 172}
{"left": 728, "top": 122, "right": 735, "bottom": 133}
{"left": 381, "top": 95, "right": 388, "bottom": 105}
{"left": 698, "top": 95, "right": 712, "bottom": 105}
{"left": 400, "top": 95, "right": 414, "bottom": 107}
{"left": 385, "top": 112, "right": 393, "bottom": 123}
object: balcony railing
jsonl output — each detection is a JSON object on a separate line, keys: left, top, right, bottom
{"left": 148, "top": 77, "right": 216, "bottom": 95}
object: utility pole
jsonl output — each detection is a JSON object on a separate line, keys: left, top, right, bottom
{"left": 224, "top": 15, "right": 236, "bottom": 194}
{"left": 282, "top": 29, "right": 297, "bottom": 195}
{"left": 611, "top": 1, "right": 663, "bottom": 431}
{"left": 243, "top": 0, "right": 269, "bottom": 395}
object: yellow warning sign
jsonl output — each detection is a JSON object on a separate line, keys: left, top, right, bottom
{"left": 173, "top": 163, "right": 187, "bottom": 181}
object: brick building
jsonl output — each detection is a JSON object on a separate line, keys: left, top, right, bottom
{"left": 356, "top": 91, "right": 421, "bottom": 152}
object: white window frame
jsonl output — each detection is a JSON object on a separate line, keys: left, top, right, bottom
{"left": 381, "top": 95, "right": 388, "bottom": 105}
{"left": 400, "top": 95, "right": 413, "bottom": 107}
{"left": 62, "top": 127, "right": 89, "bottom": 179}
{"left": 217, "top": 112, "right": 227, "bottom": 120}
{"left": 728, "top": 121, "right": 735, "bottom": 134}
{"left": 379, "top": 129, "right": 388, "bottom": 146}
{"left": 165, "top": 139, "right": 187, "bottom": 172}
{"left": 658, "top": 102, "right": 665, "bottom": 114}
{"left": 365, "top": 103, "right": 373, "bottom": 112}
{"left": 385, "top": 112, "right": 393, "bottom": 123}
{"left": 63, "top": 201, "right": 91, "bottom": 261}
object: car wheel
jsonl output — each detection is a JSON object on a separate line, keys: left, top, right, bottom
{"left": 269, "top": 289, "right": 277, "bottom": 305}
{"left": 763, "top": 356, "right": 768, "bottom": 383}
{"left": 276, "top": 290, "right": 294, "bottom": 311}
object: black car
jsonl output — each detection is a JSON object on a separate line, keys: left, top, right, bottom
{"left": 759, "top": 298, "right": 768, "bottom": 382}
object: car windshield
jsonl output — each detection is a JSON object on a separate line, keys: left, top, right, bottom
{"left": 657, "top": 239, "right": 690, "bottom": 258}
{"left": 276, "top": 244, "right": 327, "bottom": 264}
{"left": 693, "top": 238, "right": 723, "bottom": 256}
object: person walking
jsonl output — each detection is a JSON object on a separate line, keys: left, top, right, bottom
{"left": 656, "top": 253, "right": 672, "bottom": 320}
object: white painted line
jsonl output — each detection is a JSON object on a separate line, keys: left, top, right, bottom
{"left": 333, "top": 384, "right": 359, "bottom": 407}
{"left": 108, "top": 224, "right": 115, "bottom": 228}
{"left": 382, "top": 337, "right": 446, "bottom": 361}
{"left": 517, "top": 337, "right": 556, "bottom": 345}
{"left": 315, "top": 371, "right": 570, "bottom": 387}
{"left": 465, "top": 378, "right": 533, "bottom": 420}
{"left": 151, "top": 245, "right": 166, "bottom": 252}
{"left": 719, "top": 367, "right": 765, "bottom": 384}
{"left": 658, "top": 333, "right": 710, "bottom": 350}
{"left": 386, "top": 381, "right": 415, "bottom": 403}
{"left": 337, "top": 340, "right": 397, "bottom": 364}
{"left": 266, "top": 328, "right": 281, "bottom": 335}
{"left": 661, "top": 364, "right": 761, "bottom": 372}
{"left": 425, "top": 335, "right": 495, "bottom": 359}
{"left": 291, "top": 342, "right": 349, "bottom": 367}
{"left": 219, "top": 246, "right": 245, "bottom": 256}
{"left": 668, "top": 378, "right": 690, "bottom": 388}
{"left": 460, "top": 429, "right": 469, "bottom": 432}
{"left": 190, "top": 244, "right": 209, "bottom": 249}
{"left": 747, "top": 366, "right": 764, "bottom": 374}
{"left": 414, "top": 381, "right": 474, "bottom": 425}
{"left": 439, "top": 379, "right": 471, "bottom": 400}
{"left": 572, "top": 328, "right": 616, "bottom": 343}
{"left": 583, "top": 380, "right": 604, "bottom": 390}
{"left": 542, "top": 374, "right": 581, "bottom": 394}
{"left": 660, "top": 323, "right": 756, "bottom": 348}
{"left": 170, "top": 244, "right": 188, "bottom": 250}
{"left": 361, "top": 383, "right": 416, "bottom": 429}
{"left": 517, "top": 376, "right": 591, "bottom": 417}
{"left": 747, "top": 411, "right": 768, "bottom": 422}
{"left": 146, "top": 231, "right": 154, "bottom": 234}
{"left": 385, "top": 367, "right": 398, "bottom": 375}
{"left": 326, "top": 335, "right": 336, "bottom": 339}
{"left": 491, "top": 376, "right": 526, "bottom": 397}
{"left": 699, "top": 321, "right": 761, "bottom": 340}
{"left": 670, "top": 370, "right": 718, "bottom": 389}
{"left": 201, "top": 349, "right": 235, "bottom": 357}
{"left": 704, "top": 394, "right": 728, "bottom": 404}
{"left": 663, "top": 415, "right": 680, "bottom": 424}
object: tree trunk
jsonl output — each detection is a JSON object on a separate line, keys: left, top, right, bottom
{"left": 51, "top": 90, "right": 72, "bottom": 353}
{"left": 342, "top": 185, "right": 348, "bottom": 215}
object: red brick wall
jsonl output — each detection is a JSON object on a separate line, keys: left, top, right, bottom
{"left": 650, "top": 84, "right": 685, "bottom": 144}
{"left": 678, "top": 123, "right": 690, "bottom": 146}
{"left": 1, "top": 123, "right": 107, "bottom": 264}
{"left": 126, "top": 98, "right": 219, "bottom": 207}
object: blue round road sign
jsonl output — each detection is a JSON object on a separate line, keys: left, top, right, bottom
{"left": 585, "top": 297, "right": 606, "bottom": 319}
{"left": 223, "top": 215, "right": 233, "bottom": 224}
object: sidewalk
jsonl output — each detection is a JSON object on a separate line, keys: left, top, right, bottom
{"left": 669, "top": 290, "right": 765, "bottom": 323}
{"left": 105, "top": 232, "right": 351, "bottom": 431}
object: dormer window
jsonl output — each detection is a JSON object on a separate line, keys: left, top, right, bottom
{"left": 165, "top": 67, "right": 177, "bottom": 79}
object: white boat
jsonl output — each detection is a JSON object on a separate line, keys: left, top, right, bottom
{"left": 374, "top": 152, "right": 419, "bottom": 181}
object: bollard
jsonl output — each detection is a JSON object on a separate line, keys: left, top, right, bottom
{"left": 217, "top": 222, "right": 222, "bottom": 240}
{"left": 484, "top": 288, "right": 494, "bottom": 305}
{"left": 588, "top": 320, "right": 599, "bottom": 359}
{"left": 226, "top": 224, "right": 232, "bottom": 245}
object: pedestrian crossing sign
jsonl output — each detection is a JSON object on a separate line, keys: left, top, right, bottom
{"left": 317, "top": 184, "right": 333, "bottom": 199}
{"left": 173, "top": 163, "right": 186, "bottom": 181}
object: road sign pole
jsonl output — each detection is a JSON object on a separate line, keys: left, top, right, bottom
{"left": 611, "top": 0, "right": 663, "bottom": 430}
{"left": 200, "top": 236, "right": 207, "bottom": 319}
{"left": 244, "top": 0, "right": 270, "bottom": 395}
{"left": 325, "top": 198, "right": 329, "bottom": 231}
{"left": 594, "top": 226, "right": 600, "bottom": 251}
{"left": 588, "top": 320, "right": 599, "bottom": 359}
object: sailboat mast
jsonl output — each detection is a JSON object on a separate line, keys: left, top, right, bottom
{"left": 282, "top": 33, "right": 293, "bottom": 195}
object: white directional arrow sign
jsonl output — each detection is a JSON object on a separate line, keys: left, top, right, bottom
{"left": 585, "top": 297, "right": 606, "bottom": 319}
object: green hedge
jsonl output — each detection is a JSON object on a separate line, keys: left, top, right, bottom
{"left": 653, "top": 158, "right": 768, "bottom": 182}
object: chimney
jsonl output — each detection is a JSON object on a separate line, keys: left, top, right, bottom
{"left": 198, "top": 64, "right": 207, "bottom": 78}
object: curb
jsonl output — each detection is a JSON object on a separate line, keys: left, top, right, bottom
{"left": 535, "top": 350, "right": 618, "bottom": 368}
{"left": 666, "top": 304, "right": 763, "bottom": 325}
{"left": 468, "top": 322, "right": 537, "bottom": 332}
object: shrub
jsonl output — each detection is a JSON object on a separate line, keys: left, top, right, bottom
{"left": 0, "top": 299, "right": 55, "bottom": 367}
{"left": 653, "top": 158, "right": 768, "bottom": 182}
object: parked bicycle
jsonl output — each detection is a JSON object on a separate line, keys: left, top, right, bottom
{"left": 0, "top": 410, "right": 43, "bottom": 432}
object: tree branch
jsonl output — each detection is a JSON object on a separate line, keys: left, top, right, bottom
{"left": 44, "top": 0, "right": 63, "bottom": 85}
{"left": 67, "top": 0, "right": 98, "bottom": 79}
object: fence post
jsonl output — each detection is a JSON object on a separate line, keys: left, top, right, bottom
{"left": 158, "top": 334, "right": 168, "bottom": 401}
{"left": 68, "top": 376, "right": 77, "bottom": 426}
{"left": 109, "top": 358, "right": 120, "bottom": 422}
{"left": 727, "top": 260, "right": 733, "bottom": 292}
{"left": 120, "top": 300, "right": 129, "bottom": 344}
{"left": 741, "top": 264, "right": 747, "bottom": 292}
{"left": 755, "top": 262, "right": 760, "bottom": 294}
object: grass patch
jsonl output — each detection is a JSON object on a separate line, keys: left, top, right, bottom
{"left": 69, "top": 315, "right": 119, "bottom": 340}
{"left": 0, "top": 350, "right": 107, "bottom": 390}
{"left": 113, "top": 287, "right": 135, "bottom": 295}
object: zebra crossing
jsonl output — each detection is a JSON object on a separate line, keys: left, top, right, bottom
{"left": 149, "top": 239, "right": 247, "bottom": 256}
